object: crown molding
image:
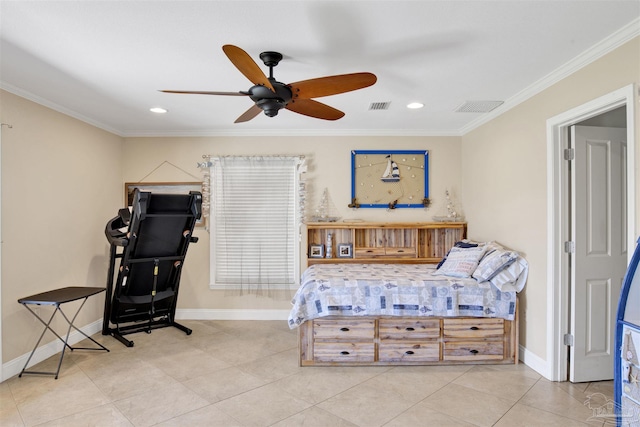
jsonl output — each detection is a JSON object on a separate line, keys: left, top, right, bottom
{"left": 0, "top": 83, "right": 124, "bottom": 137}
{"left": 459, "top": 17, "right": 640, "bottom": 135}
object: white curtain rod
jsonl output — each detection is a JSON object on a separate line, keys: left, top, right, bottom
{"left": 198, "top": 154, "right": 305, "bottom": 168}
{"left": 201, "top": 154, "right": 305, "bottom": 159}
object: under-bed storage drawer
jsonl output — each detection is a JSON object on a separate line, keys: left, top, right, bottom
{"left": 379, "top": 342, "right": 439, "bottom": 362}
{"left": 311, "top": 319, "right": 376, "bottom": 363}
{"left": 313, "top": 319, "right": 375, "bottom": 340}
{"left": 313, "top": 342, "right": 375, "bottom": 363}
{"left": 443, "top": 341, "right": 504, "bottom": 361}
{"left": 443, "top": 318, "right": 506, "bottom": 362}
{"left": 442, "top": 318, "right": 505, "bottom": 338}
{"left": 379, "top": 319, "right": 440, "bottom": 340}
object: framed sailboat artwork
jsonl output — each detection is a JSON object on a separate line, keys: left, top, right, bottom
{"left": 350, "top": 150, "right": 429, "bottom": 209}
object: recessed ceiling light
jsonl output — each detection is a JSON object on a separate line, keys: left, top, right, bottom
{"left": 407, "top": 102, "right": 424, "bottom": 109}
{"left": 150, "top": 107, "right": 168, "bottom": 114}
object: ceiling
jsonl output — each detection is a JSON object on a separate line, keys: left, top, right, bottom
{"left": 1, "top": 1, "right": 638, "bottom": 137}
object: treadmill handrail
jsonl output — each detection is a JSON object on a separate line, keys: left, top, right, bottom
{"left": 124, "top": 255, "right": 186, "bottom": 264}
{"left": 105, "top": 216, "right": 129, "bottom": 247}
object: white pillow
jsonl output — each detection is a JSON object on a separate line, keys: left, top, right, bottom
{"left": 472, "top": 246, "right": 518, "bottom": 282}
{"left": 432, "top": 245, "right": 487, "bottom": 278}
{"left": 490, "top": 256, "right": 529, "bottom": 292}
{"left": 436, "top": 241, "right": 481, "bottom": 269}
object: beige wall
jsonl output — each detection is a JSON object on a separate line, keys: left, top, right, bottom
{"left": 0, "top": 90, "right": 123, "bottom": 362}
{"left": 122, "top": 136, "right": 462, "bottom": 311}
{"left": 461, "top": 37, "right": 640, "bottom": 363}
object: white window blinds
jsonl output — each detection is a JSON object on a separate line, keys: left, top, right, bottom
{"left": 210, "top": 156, "right": 301, "bottom": 289}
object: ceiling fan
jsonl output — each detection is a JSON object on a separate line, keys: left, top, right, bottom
{"left": 161, "top": 45, "right": 377, "bottom": 123}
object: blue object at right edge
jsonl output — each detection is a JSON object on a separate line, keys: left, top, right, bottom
{"left": 614, "top": 236, "right": 640, "bottom": 426}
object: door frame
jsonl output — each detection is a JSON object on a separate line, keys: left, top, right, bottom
{"left": 546, "top": 84, "right": 636, "bottom": 381}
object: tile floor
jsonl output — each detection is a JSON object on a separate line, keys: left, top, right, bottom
{"left": 1, "top": 320, "right": 615, "bottom": 426}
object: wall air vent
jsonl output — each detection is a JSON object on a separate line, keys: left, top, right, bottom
{"left": 369, "top": 101, "right": 391, "bottom": 111}
{"left": 455, "top": 100, "right": 504, "bottom": 113}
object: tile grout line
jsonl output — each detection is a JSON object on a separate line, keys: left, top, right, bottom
{"left": 490, "top": 375, "right": 544, "bottom": 426}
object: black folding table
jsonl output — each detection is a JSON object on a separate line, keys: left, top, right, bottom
{"left": 18, "top": 286, "right": 109, "bottom": 379}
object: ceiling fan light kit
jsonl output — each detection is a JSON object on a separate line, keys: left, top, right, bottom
{"left": 161, "top": 44, "right": 377, "bottom": 123}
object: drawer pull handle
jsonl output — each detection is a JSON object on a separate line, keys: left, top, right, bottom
{"left": 470, "top": 326, "right": 479, "bottom": 330}
{"left": 405, "top": 350, "right": 415, "bottom": 355}
{"left": 340, "top": 327, "right": 350, "bottom": 332}
{"left": 469, "top": 349, "right": 479, "bottom": 354}
{"left": 340, "top": 351, "right": 350, "bottom": 355}
{"left": 366, "top": 250, "right": 374, "bottom": 253}
{"left": 405, "top": 327, "right": 415, "bottom": 331}
{"left": 398, "top": 250, "right": 404, "bottom": 253}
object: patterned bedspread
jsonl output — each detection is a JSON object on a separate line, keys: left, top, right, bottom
{"left": 288, "top": 263, "right": 517, "bottom": 329}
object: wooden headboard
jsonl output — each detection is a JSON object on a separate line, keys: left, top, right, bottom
{"left": 305, "top": 222, "right": 466, "bottom": 267}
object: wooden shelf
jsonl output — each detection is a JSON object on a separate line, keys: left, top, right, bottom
{"left": 305, "top": 222, "right": 466, "bottom": 265}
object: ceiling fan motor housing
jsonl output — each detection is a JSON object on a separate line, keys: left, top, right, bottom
{"left": 249, "top": 81, "right": 292, "bottom": 117}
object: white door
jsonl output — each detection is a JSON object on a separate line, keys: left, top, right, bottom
{"left": 570, "top": 125, "right": 627, "bottom": 382}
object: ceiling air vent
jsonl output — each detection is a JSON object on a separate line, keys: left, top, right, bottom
{"left": 369, "top": 101, "right": 391, "bottom": 111}
{"left": 455, "top": 100, "right": 504, "bottom": 113}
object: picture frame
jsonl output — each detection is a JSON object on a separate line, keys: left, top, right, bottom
{"left": 124, "top": 181, "right": 204, "bottom": 226}
{"left": 124, "top": 181, "right": 203, "bottom": 206}
{"left": 337, "top": 243, "right": 353, "bottom": 258}
{"left": 309, "top": 244, "right": 325, "bottom": 258}
{"left": 350, "top": 150, "right": 429, "bottom": 209}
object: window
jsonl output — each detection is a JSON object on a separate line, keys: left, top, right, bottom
{"left": 209, "top": 156, "right": 302, "bottom": 290}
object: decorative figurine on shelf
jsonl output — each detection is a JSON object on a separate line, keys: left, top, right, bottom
{"left": 433, "top": 189, "right": 465, "bottom": 222}
{"left": 445, "top": 190, "right": 457, "bottom": 218}
{"left": 326, "top": 233, "right": 333, "bottom": 258}
{"left": 311, "top": 188, "right": 340, "bottom": 222}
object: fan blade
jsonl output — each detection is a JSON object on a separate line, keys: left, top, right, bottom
{"left": 234, "top": 105, "right": 262, "bottom": 123}
{"left": 222, "top": 45, "right": 275, "bottom": 92}
{"left": 289, "top": 72, "right": 376, "bottom": 99}
{"left": 285, "top": 99, "right": 345, "bottom": 121}
{"left": 160, "top": 90, "right": 249, "bottom": 96}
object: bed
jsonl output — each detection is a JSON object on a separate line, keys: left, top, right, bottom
{"left": 290, "top": 240, "right": 528, "bottom": 366}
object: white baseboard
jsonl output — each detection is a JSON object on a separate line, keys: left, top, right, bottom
{"left": 519, "top": 344, "right": 554, "bottom": 380}
{"left": 175, "top": 308, "right": 290, "bottom": 321}
{"left": 2, "top": 319, "right": 103, "bottom": 382}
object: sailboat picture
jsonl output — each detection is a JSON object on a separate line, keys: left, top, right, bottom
{"left": 351, "top": 150, "right": 428, "bottom": 208}
{"left": 381, "top": 155, "right": 400, "bottom": 182}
